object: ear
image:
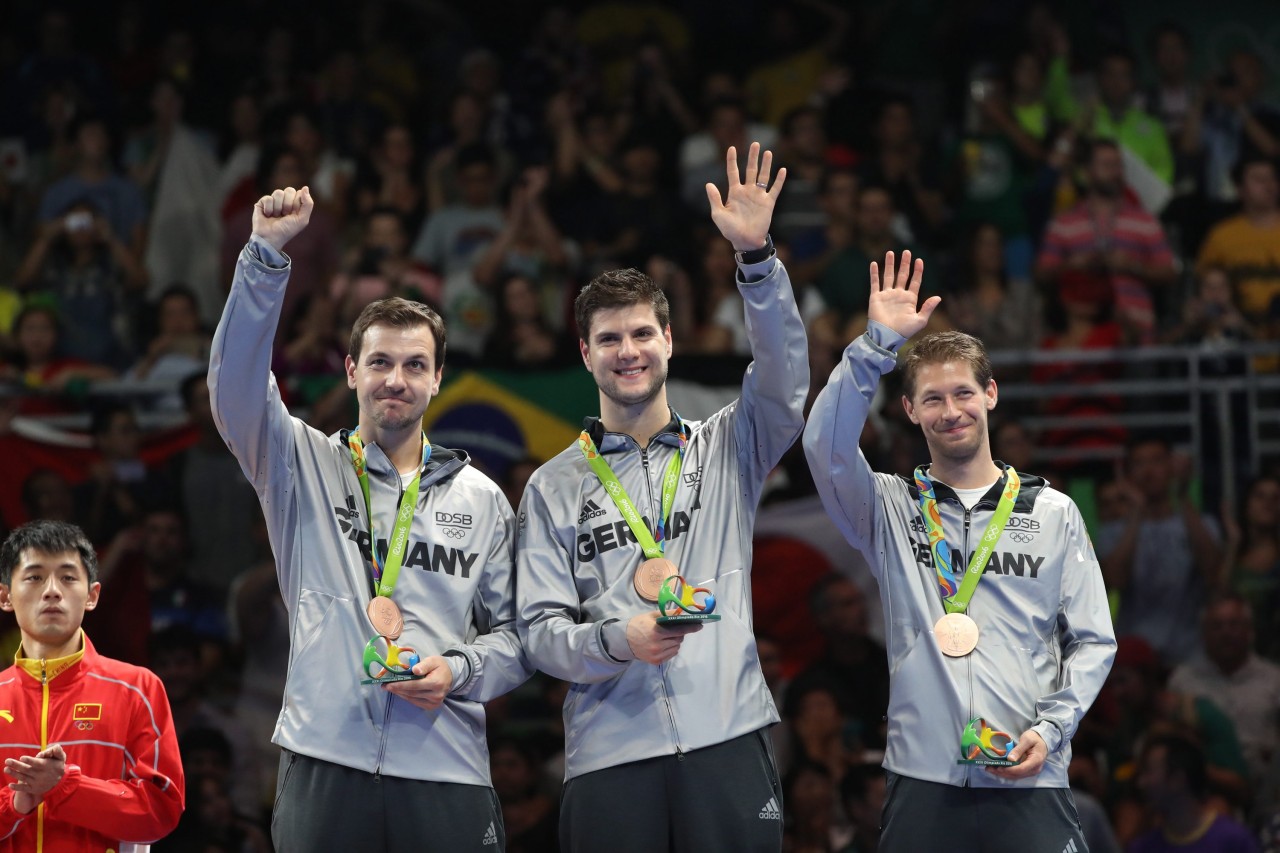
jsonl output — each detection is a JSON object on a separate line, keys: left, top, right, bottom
{"left": 664, "top": 325, "right": 673, "bottom": 358}
{"left": 579, "top": 338, "right": 592, "bottom": 371}
{"left": 0, "top": 585, "right": 12, "bottom": 612}
{"left": 430, "top": 366, "right": 443, "bottom": 397}
{"left": 345, "top": 355, "right": 358, "bottom": 390}
{"left": 986, "top": 378, "right": 998, "bottom": 410}
{"left": 901, "top": 395, "right": 920, "bottom": 425}
{"left": 84, "top": 582, "right": 101, "bottom": 612}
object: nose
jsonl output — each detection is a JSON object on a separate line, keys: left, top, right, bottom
{"left": 385, "top": 363, "right": 406, "bottom": 390}
{"left": 618, "top": 335, "right": 638, "bottom": 359}
{"left": 942, "top": 395, "right": 961, "bottom": 420}
{"left": 41, "top": 577, "right": 62, "bottom": 600}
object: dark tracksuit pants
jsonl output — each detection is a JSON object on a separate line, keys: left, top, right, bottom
{"left": 560, "top": 728, "right": 783, "bottom": 853}
{"left": 272, "top": 749, "right": 505, "bottom": 852}
{"left": 881, "top": 771, "right": 1088, "bottom": 853}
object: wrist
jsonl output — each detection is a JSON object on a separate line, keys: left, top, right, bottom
{"left": 734, "top": 234, "right": 774, "bottom": 263}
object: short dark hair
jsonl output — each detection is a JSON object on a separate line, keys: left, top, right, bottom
{"left": 89, "top": 402, "right": 136, "bottom": 438}
{"left": 900, "top": 331, "right": 993, "bottom": 400}
{"left": 781, "top": 105, "right": 822, "bottom": 138}
{"left": 1098, "top": 47, "right": 1136, "bottom": 71}
{"left": 348, "top": 297, "right": 447, "bottom": 367}
{"left": 159, "top": 283, "right": 200, "bottom": 308}
{"left": 1149, "top": 20, "right": 1191, "bottom": 53}
{"left": 574, "top": 268, "right": 671, "bottom": 340}
{"left": 1125, "top": 432, "right": 1172, "bottom": 459}
{"left": 455, "top": 142, "right": 497, "bottom": 172}
{"left": 1143, "top": 734, "right": 1209, "bottom": 799}
{"left": 366, "top": 206, "right": 409, "bottom": 236}
{"left": 1, "top": 520, "right": 98, "bottom": 585}
{"left": 1231, "top": 154, "right": 1277, "bottom": 188}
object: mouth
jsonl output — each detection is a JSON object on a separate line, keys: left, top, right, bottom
{"left": 614, "top": 367, "right": 646, "bottom": 379}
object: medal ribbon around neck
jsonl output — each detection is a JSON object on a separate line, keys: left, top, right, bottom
{"left": 347, "top": 429, "right": 431, "bottom": 599}
{"left": 577, "top": 420, "right": 688, "bottom": 558}
{"left": 914, "top": 466, "right": 1021, "bottom": 615}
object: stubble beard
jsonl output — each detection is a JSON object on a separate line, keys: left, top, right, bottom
{"left": 599, "top": 364, "right": 668, "bottom": 410}
{"left": 371, "top": 400, "right": 424, "bottom": 433}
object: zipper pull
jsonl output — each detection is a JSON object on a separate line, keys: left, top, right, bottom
{"left": 41, "top": 660, "right": 47, "bottom": 684}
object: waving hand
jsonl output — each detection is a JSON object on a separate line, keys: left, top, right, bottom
{"left": 706, "top": 142, "right": 786, "bottom": 251}
{"left": 868, "top": 250, "right": 939, "bottom": 340}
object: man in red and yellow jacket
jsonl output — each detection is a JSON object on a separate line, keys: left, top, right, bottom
{"left": 0, "top": 519, "right": 184, "bottom": 850}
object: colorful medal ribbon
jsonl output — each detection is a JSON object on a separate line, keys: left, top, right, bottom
{"left": 347, "top": 429, "right": 431, "bottom": 598}
{"left": 577, "top": 419, "right": 687, "bottom": 558}
{"left": 914, "top": 466, "right": 1020, "bottom": 615}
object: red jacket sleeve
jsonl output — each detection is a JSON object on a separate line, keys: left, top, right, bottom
{"left": 40, "top": 672, "right": 185, "bottom": 842}
{"left": 0, "top": 790, "right": 34, "bottom": 841}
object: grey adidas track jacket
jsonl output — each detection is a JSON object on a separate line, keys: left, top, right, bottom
{"left": 515, "top": 255, "right": 809, "bottom": 781}
{"left": 210, "top": 237, "right": 532, "bottom": 786}
{"left": 803, "top": 321, "right": 1116, "bottom": 789}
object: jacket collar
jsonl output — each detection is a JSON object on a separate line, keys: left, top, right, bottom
{"left": 901, "top": 461, "right": 1047, "bottom": 514}
{"left": 584, "top": 409, "right": 685, "bottom": 453}
{"left": 15, "top": 630, "right": 92, "bottom": 684}
{"left": 339, "top": 430, "right": 469, "bottom": 488}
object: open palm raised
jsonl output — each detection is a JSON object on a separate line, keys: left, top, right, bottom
{"left": 706, "top": 142, "right": 786, "bottom": 252}
{"left": 867, "top": 250, "right": 940, "bottom": 340}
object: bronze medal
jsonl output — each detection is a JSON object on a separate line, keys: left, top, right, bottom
{"left": 367, "top": 596, "right": 404, "bottom": 640}
{"left": 634, "top": 558, "right": 677, "bottom": 602}
{"left": 934, "top": 612, "right": 979, "bottom": 657}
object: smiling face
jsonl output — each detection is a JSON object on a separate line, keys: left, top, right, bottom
{"left": 1, "top": 548, "right": 99, "bottom": 658}
{"left": 902, "top": 360, "right": 997, "bottom": 466}
{"left": 580, "top": 303, "right": 671, "bottom": 413}
{"left": 345, "top": 323, "right": 442, "bottom": 435}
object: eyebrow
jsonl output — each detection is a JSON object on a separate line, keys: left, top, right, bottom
{"left": 20, "top": 561, "right": 80, "bottom": 571}
{"left": 365, "top": 351, "right": 430, "bottom": 360}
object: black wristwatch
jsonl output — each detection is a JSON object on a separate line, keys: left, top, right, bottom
{"left": 735, "top": 233, "right": 775, "bottom": 265}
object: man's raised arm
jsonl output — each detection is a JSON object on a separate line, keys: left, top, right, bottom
{"left": 208, "top": 186, "right": 314, "bottom": 489}
{"left": 803, "top": 252, "right": 939, "bottom": 554}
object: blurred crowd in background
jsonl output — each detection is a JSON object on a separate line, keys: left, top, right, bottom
{"left": 0, "top": 1, "right": 1278, "bottom": 851}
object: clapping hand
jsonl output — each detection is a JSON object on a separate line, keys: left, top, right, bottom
{"left": 867, "top": 250, "right": 939, "bottom": 340}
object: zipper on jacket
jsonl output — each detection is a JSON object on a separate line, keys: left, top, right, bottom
{"left": 642, "top": 444, "right": 684, "bottom": 755}
{"left": 373, "top": 693, "right": 394, "bottom": 776}
{"left": 961, "top": 507, "right": 975, "bottom": 787}
{"left": 37, "top": 659, "right": 49, "bottom": 849}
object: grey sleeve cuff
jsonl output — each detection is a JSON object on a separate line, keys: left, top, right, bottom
{"left": 600, "top": 619, "right": 635, "bottom": 663}
{"left": 736, "top": 254, "right": 777, "bottom": 284}
{"left": 247, "top": 235, "right": 291, "bottom": 270}
{"left": 1032, "top": 719, "right": 1065, "bottom": 754}
{"left": 443, "top": 650, "right": 473, "bottom": 692}
{"left": 865, "top": 319, "right": 907, "bottom": 354}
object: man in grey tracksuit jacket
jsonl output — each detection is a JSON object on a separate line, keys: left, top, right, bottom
{"left": 210, "top": 186, "right": 531, "bottom": 853}
{"left": 516, "top": 145, "right": 807, "bottom": 852}
{"left": 803, "top": 252, "right": 1116, "bottom": 853}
